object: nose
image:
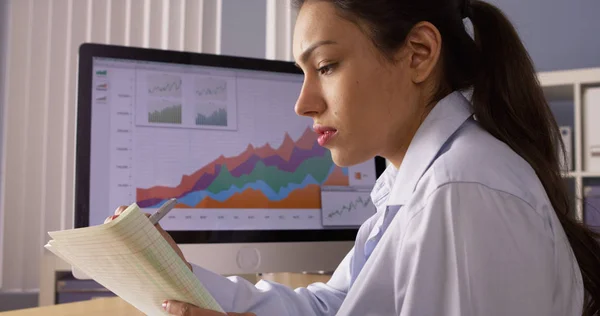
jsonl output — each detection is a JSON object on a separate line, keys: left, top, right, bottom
{"left": 294, "top": 79, "right": 326, "bottom": 118}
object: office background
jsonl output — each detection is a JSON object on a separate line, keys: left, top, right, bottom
{"left": 0, "top": 0, "right": 599, "bottom": 311}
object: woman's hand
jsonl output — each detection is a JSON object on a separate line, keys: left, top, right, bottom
{"left": 106, "top": 207, "right": 253, "bottom": 315}
{"left": 105, "top": 206, "right": 192, "bottom": 271}
{"left": 162, "top": 300, "right": 255, "bottom": 316}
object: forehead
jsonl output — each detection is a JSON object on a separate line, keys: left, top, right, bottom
{"left": 292, "top": 2, "right": 359, "bottom": 59}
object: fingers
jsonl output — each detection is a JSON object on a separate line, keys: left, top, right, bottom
{"left": 162, "top": 300, "right": 255, "bottom": 316}
{"left": 163, "top": 300, "right": 225, "bottom": 316}
{"left": 103, "top": 205, "right": 129, "bottom": 224}
{"left": 114, "top": 205, "right": 128, "bottom": 215}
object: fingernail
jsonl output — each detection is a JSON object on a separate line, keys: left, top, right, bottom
{"left": 162, "top": 301, "right": 168, "bottom": 310}
{"left": 111, "top": 215, "right": 119, "bottom": 220}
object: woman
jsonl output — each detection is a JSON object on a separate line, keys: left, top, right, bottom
{"left": 110, "top": 0, "right": 600, "bottom": 315}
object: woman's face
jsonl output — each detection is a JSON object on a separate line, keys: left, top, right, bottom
{"left": 293, "top": 1, "right": 436, "bottom": 167}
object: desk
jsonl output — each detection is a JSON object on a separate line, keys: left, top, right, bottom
{"left": 40, "top": 250, "right": 332, "bottom": 307}
{"left": 35, "top": 251, "right": 331, "bottom": 315}
{"left": 0, "top": 297, "right": 143, "bottom": 316}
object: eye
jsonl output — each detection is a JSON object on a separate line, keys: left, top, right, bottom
{"left": 317, "top": 63, "right": 337, "bottom": 76}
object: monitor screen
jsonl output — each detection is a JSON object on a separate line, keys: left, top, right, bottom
{"left": 76, "top": 43, "right": 386, "bottom": 246}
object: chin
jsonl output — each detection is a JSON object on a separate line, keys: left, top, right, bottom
{"left": 330, "top": 148, "right": 372, "bottom": 167}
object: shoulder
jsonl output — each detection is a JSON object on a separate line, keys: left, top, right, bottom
{"left": 412, "top": 118, "right": 550, "bottom": 215}
{"left": 398, "top": 176, "right": 556, "bottom": 260}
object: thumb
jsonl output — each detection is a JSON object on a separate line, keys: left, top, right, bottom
{"left": 163, "top": 300, "right": 224, "bottom": 316}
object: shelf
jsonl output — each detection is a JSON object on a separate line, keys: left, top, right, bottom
{"left": 543, "top": 84, "right": 574, "bottom": 102}
{"left": 537, "top": 67, "right": 600, "bottom": 223}
{"left": 562, "top": 171, "right": 600, "bottom": 178}
{"left": 538, "top": 67, "right": 600, "bottom": 86}
{"left": 581, "top": 172, "right": 600, "bottom": 178}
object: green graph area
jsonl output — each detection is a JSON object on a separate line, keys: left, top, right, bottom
{"left": 207, "top": 152, "right": 333, "bottom": 195}
{"left": 196, "top": 108, "right": 227, "bottom": 126}
{"left": 148, "top": 104, "right": 182, "bottom": 124}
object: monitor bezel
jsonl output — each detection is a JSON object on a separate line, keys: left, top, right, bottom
{"left": 75, "top": 43, "right": 387, "bottom": 244}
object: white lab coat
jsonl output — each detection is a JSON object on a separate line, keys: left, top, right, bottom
{"left": 191, "top": 91, "right": 584, "bottom": 315}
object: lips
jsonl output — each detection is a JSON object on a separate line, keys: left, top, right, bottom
{"left": 313, "top": 124, "right": 338, "bottom": 146}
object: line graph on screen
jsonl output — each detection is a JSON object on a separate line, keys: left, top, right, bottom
{"left": 321, "top": 191, "right": 377, "bottom": 227}
{"left": 147, "top": 73, "right": 182, "bottom": 98}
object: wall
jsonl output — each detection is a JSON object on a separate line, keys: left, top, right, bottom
{"left": 221, "top": 0, "right": 600, "bottom": 71}
{"left": 221, "top": 0, "right": 266, "bottom": 59}
{"left": 0, "top": 0, "right": 10, "bottom": 291}
{"left": 220, "top": 0, "right": 295, "bottom": 61}
{"left": 489, "top": 0, "right": 600, "bottom": 72}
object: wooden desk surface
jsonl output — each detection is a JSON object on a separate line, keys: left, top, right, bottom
{"left": 2, "top": 272, "right": 331, "bottom": 315}
{"left": 0, "top": 297, "right": 144, "bottom": 316}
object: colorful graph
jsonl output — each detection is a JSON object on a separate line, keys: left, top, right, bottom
{"left": 196, "top": 103, "right": 227, "bottom": 126}
{"left": 195, "top": 77, "right": 227, "bottom": 101}
{"left": 136, "top": 127, "right": 349, "bottom": 208}
{"left": 147, "top": 74, "right": 182, "bottom": 98}
{"left": 148, "top": 99, "right": 182, "bottom": 124}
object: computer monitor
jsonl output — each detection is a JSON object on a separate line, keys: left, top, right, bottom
{"left": 74, "top": 43, "right": 386, "bottom": 277}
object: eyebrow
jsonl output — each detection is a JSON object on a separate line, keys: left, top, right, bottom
{"left": 295, "top": 40, "right": 338, "bottom": 67}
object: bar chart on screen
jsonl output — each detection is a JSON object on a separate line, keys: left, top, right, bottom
{"left": 135, "top": 71, "right": 237, "bottom": 130}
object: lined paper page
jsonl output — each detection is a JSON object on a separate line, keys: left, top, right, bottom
{"left": 45, "top": 204, "right": 224, "bottom": 316}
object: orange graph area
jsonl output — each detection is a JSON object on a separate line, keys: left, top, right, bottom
{"left": 322, "top": 166, "right": 349, "bottom": 186}
{"left": 175, "top": 184, "right": 321, "bottom": 209}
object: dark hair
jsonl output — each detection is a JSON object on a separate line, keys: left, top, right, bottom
{"left": 292, "top": 0, "right": 600, "bottom": 314}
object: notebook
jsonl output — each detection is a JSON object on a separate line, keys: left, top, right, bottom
{"left": 44, "top": 203, "right": 224, "bottom": 315}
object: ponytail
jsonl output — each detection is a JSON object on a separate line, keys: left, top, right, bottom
{"left": 468, "top": 1, "right": 600, "bottom": 315}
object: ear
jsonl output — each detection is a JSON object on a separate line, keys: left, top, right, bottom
{"left": 398, "top": 22, "right": 442, "bottom": 84}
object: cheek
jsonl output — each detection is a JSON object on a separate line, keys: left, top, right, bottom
{"left": 322, "top": 76, "right": 355, "bottom": 119}
{"left": 339, "top": 80, "right": 369, "bottom": 124}
{"left": 343, "top": 84, "right": 387, "bottom": 144}
{"left": 325, "top": 67, "right": 391, "bottom": 140}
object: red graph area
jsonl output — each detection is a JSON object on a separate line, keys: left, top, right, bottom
{"left": 174, "top": 184, "right": 321, "bottom": 209}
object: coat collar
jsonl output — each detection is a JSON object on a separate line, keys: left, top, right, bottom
{"left": 371, "top": 91, "right": 474, "bottom": 208}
